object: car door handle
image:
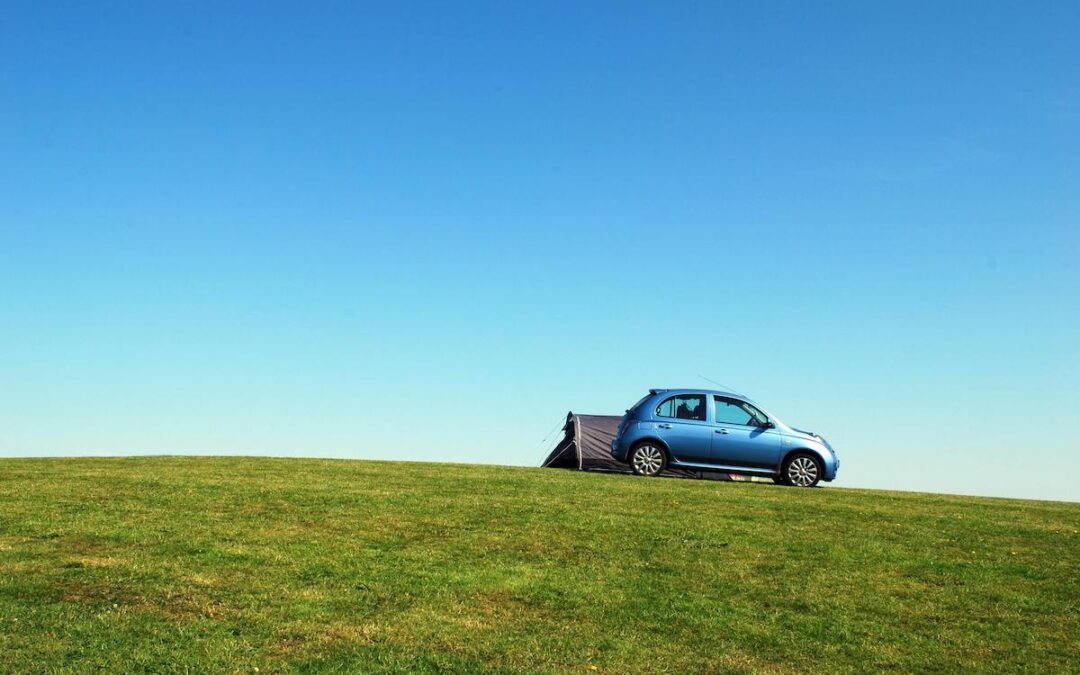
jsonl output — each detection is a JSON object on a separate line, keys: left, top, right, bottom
{"left": 715, "top": 429, "right": 729, "bottom": 434}
{"left": 658, "top": 423, "right": 672, "bottom": 429}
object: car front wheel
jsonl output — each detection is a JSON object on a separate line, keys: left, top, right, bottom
{"left": 630, "top": 443, "right": 666, "bottom": 477}
{"left": 782, "top": 453, "right": 822, "bottom": 488}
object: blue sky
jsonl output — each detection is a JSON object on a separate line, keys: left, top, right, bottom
{"left": 2, "top": 2, "right": 1077, "bottom": 501}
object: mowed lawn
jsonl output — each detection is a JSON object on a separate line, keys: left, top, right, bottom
{"left": 0, "top": 458, "right": 1076, "bottom": 673}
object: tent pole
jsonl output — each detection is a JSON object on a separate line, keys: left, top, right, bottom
{"left": 575, "top": 414, "right": 583, "bottom": 470}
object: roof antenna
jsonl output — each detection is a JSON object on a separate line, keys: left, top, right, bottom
{"left": 698, "top": 374, "right": 746, "bottom": 398}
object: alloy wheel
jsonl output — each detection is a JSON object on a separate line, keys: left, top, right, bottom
{"left": 631, "top": 445, "right": 664, "bottom": 476}
{"left": 787, "top": 456, "right": 819, "bottom": 487}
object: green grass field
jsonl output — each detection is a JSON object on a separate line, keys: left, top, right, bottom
{"left": 0, "top": 457, "right": 1076, "bottom": 673}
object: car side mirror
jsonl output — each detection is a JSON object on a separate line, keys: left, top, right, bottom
{"left": 761, "top": 421, "right": 774, "bottom": 429}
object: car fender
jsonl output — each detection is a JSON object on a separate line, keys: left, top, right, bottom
{"left": 781, "top": 446, "right": 836, "bottom": 480}
{"left": 629, "top": 435, "right": 671, "bottom": 458}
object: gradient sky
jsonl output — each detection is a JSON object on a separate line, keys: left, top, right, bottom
{"left": 2, "top": 2, "right": 1078, "bottom": 502}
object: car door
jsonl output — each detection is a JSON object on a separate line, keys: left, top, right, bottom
{"left": 652, "top": 393, "right": 712, "bottom": 463}
{"left": 710, "top": 396, "right": 782, "bottom": 469}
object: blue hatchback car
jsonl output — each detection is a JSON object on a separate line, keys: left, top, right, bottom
{"left": 611, "top": 389, "right": 838, "bottom": 487}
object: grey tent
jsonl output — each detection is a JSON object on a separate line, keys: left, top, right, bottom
{"left": 541, "top": 412, "right": 732, "bottom": 480}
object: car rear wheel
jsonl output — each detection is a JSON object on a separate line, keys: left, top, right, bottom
{"left": 782, "top": 452, "right": 822, "bottom": 488}
{"left": 630, "top": 443, "right": 666, "bottom": 477}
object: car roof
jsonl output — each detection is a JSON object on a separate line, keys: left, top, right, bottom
{"left": 649, "top": 387, "right": 749, "bottom": 401}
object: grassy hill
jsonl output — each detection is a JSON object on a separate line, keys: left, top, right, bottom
{"left": 0, "top": 457, "right": 1076, "bottom": 674}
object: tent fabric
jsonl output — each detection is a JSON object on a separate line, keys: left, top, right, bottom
{"left": 541, "top": 412, "right": 733, "bottom": 481}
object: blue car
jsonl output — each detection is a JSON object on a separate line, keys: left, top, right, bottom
{"left": 611, "top": 389, "right": 838, "bottom": 487}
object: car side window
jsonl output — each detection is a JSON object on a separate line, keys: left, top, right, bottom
{"left": 713, "top": 396, "right": 757, "bottom": 426}
{"left": 656, "top": 394, "right": 706, "bottom": 421}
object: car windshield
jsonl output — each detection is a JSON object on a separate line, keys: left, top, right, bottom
{"left": 739, "top": 401, "right": 769, "bottom": 425}
{"left": 626, "top": 394, "right": 652, "bottom": 414}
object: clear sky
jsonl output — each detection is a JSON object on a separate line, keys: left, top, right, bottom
{"left": 2, "top": 2, "right": 1077, "bottom": 502}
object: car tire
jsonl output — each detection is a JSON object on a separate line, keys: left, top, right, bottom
{"left": 781, "top": 452, "right": 822, "bottom": 488}
{"left": 630, "top": 442, "right": 666, "bottom": 477}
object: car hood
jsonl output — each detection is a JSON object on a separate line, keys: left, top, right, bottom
{"left": 788, "top": 427, "right": 835, "bottom": 454}
{"left": 789, "top": 427, "right": 822, "bottom": 442}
